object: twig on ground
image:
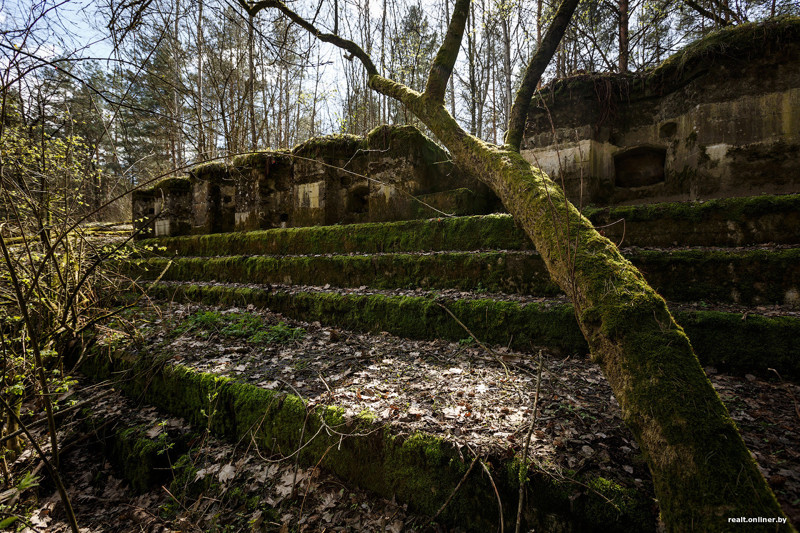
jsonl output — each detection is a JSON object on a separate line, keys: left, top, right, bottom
{"left": 298, "top": 441, "right": 338, "bottom": 524}
{"left": 769, "top": 368, "right": 800, "bottom": 421}
{"left": 480, "top": 458, "right": 504, "bottom": 533}
{"left": 515, "top": 351, "right": 545, "bottom": 533}
{"left": 430, "top": 454, "right": 479, "bottom": 523}
{"left": 435, "top": 301, "right": 510, "bottom": 377}
{"left": 0, "top": 396, "right": 79, "bottom": 533}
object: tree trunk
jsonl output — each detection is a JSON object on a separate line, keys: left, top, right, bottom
{"left": 467, "top": 3, "right": 477, "bottom": 135}
{"left": 444, "top": 0, "right": 456, "bottom": 118}
{"left": 369, "top": 82, "right": 792, "bottom": 530}
{"left": 501, "top": 16, "right": 512, "bottom": 128}
{"left": 248, "top": 13, "right": 257, "bottom": 150}
{"left": 196, "top": 0, "right": 205, "bottom": 161}
{"left": 618, "top": 0, "right": 629, "bottom": 73}
{"left": 172, "top": 0, "right": 183, "bottom": 169}
{"left": 240, "top": 0, "right": 793, "bottom": 527}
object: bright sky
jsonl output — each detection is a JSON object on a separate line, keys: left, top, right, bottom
{"left": 1, "top": 0, "right": 115, "bottom": 62}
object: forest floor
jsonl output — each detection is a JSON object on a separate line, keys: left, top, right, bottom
{"left": 7, "top": 380, "right": 431, "bottom": 532}
{"left": 6, "top": 301, "right": 800, "bottom": 531}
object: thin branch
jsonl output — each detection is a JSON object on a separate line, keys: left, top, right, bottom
{"left": 424, "top": 0, "right": 470, "bottom": 103}
{"left": 435, "top": 301, "right": 510, "bottom": 378}
{"left": 0, "top": 396, "right": 79, "bottom": 533}
{"left": 239, "top": 0, "right": 378, "bottom": 77}
{"left": 683, "top": 0, "right": 728, "bottom": 26}
{"left": 515, "top": 351, "right": 544, "bottom": 533}
{"left": 505, "top": 0, "right": 581, "bottom": 152}
{"left": 0, "top": 230, "right": 61, "bottom": 472}
{"left": 431, "top": 454, "right": 479, "bottom": 523}
{"left": 481, "top": 459, "right": 504, "bottom": 533}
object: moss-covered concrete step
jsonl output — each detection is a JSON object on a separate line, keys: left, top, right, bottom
{"left": 78, "top": 386, "right": 434, "bottom": 531}
{"left": 145, "top": 282, "right": 800, "bottom": 377}
{"left": 132, "top": 247, "right": 800, "bottom": 306}
{"left": 141, "top": 194, "right": 800, "bottom": 256}
{"left": 85, "top": 406, "right": 196, "bottom": 493}
{"left": 75, "top": 347, "right": 656, "bottom": 533}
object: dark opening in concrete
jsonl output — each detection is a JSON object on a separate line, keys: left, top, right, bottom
{"left": 614, "top": 146, "right": 667, "bottom": 188}
{"left": 347, "top": 185, "right": 370, "bottom": 214}
{"left": 660, "top": 122, "right": 678, "bottom": 139}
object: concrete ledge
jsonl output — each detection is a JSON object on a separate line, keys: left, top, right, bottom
{"left": 144, "top": 283, "right": 800, "bottom": 377}
{"left": 76, "top": 347, "right": 655, "bottom": 532}
{"left": 130, "top": 247, "right": 800, "bottom": 306}
{"left": 140, "top": 194, "right": 800, "bottom": 256}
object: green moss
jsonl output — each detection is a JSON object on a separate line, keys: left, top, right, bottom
{"left": 292, "top": 132, "right": 364, "bottom": 159}
{"left": 534, "top": 17, "right": 800, "bottom": 109}
{"left": 128, "top": 243, "right": 800, "bottom": 306}
{"left": 90, "top": 421, "right": 194, "bottom": 493}
{"left": 139, "top": 283, "right": 800, "bottom": 377}
{"left": 586, "top": 193, "right": 800, "bottom": 224}
{"left": 189, "top": 161, "right": 229, "bottom": 186}
{"left": 129, "top": 251, "right": 560, "bottom": 296}
{"left": 648, "top": 16, "right": 800, "bottom": 87}
{"left": 629, "top": 247, "right": 800, "bottom": 305}
{"left": 231, "top": 150, "right": 290, "bottom": 168}
{"left": 151, "top": 174, "right": 192, "bottom": 192}
{"left": 582, "top": 477, "right": 651, "bottom": 526}
{"left": 79, "top": 342, "right": 654, "bottom": 532}
{"left": 141, "top": 193, "right": 800, "bottom": 255}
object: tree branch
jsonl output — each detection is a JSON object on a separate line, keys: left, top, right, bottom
{"left": 368, "top": 75, "right": 421, "bottom": 108}
{"left": 683, "top": 0, "right": 728, "bottom": 27}
{"left": 504, "top": 0, "right": 581, "bottom": 152}
{"left": 423, "top": 0, "right": 470, "bottom": 103}
{"left": 238, "top": 0, "right": 378, "bottom": 77}
{"left": 239, "top": 0, "right": 422, "bottom": 112}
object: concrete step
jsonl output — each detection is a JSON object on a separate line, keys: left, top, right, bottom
{"left": 141, "top": 194, "right": 800, "bottom": 256}
{"left": 130, "top": 246, "right": 800, "bottom": 307}
{"left": 68, "top": 382, "right": 429, "bottom": 531}
{"left": 143, "top": 281, "right": 800, "bottom": 377}
{"left": 76, "top": 302, "right": 800, "bottom": 529}
{"left": 77, "top": 317, "right": 657, "bottom": 533}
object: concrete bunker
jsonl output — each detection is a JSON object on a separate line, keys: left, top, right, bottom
{"left": 522, "top": 18, "right": 800, "bottom": 205}
{"left": 191, "top": 162, "right": 236, "bottom": 234}
{"left": 133, "top": 125, "right": 500, "bottom": 238}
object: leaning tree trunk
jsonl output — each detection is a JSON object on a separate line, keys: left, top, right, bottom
{"left": 238, "top": 0, "right": 792, "bottom": 529}
{"left": 379, "top": 91, "right": 791, "bottom": 530}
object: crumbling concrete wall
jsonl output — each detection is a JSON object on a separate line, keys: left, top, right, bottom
{"left": 133, "top": 125, "right": 499, "bottom": 238}
{"left": 131, "top": 188, "right": 157, "bottom": 238}
{"left": 291, "top": 125, "right": 496, "bottom": 225}
{"left": 523, "top": 18, "right": 800, "bottom": 205}
{"left": 190, "top": 162, "right": 236, "bottom": 234}
{"left": 229, "top": 153, "right": 294, "bottom": 232}
{"left": 132, "top": 177, "right": 193, "bottom": 238}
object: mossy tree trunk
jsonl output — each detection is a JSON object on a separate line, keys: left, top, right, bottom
{"left": 239, "top": 0, "right": 792, "bottom": 530}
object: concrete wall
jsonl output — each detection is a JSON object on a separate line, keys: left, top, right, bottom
{"left": 522, "top": 18, "right": 800, "bottom": 206}
{"left": 133, "top": 125, "right": 499, "bottom": 238}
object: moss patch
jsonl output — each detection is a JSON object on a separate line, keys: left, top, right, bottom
{"left": 129, "top": 246, "right": 799, "bottom": 306}
{"left": 74, "top": 344, "right": 655, "bottom": 532}
{"left": 189, "top": 161, "right": 229, "bottom": 182}
{"left": 142, "top": 283, "right": 800, "bottom": 377}
{"left": 140, "top": 193, "right": 800, "bottom": 255}
{"left": 648, "top": 16, "right": 800, "bottom": 90}
{"left": 151, "top": 175, "right": 192, "bottom": 192}
{"left": 129, "top": 251, "right": 560, "bottom": 296}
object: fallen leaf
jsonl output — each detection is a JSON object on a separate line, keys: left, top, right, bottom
{"left": 218, "top": 463, "right": 236, "bottom": 483}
